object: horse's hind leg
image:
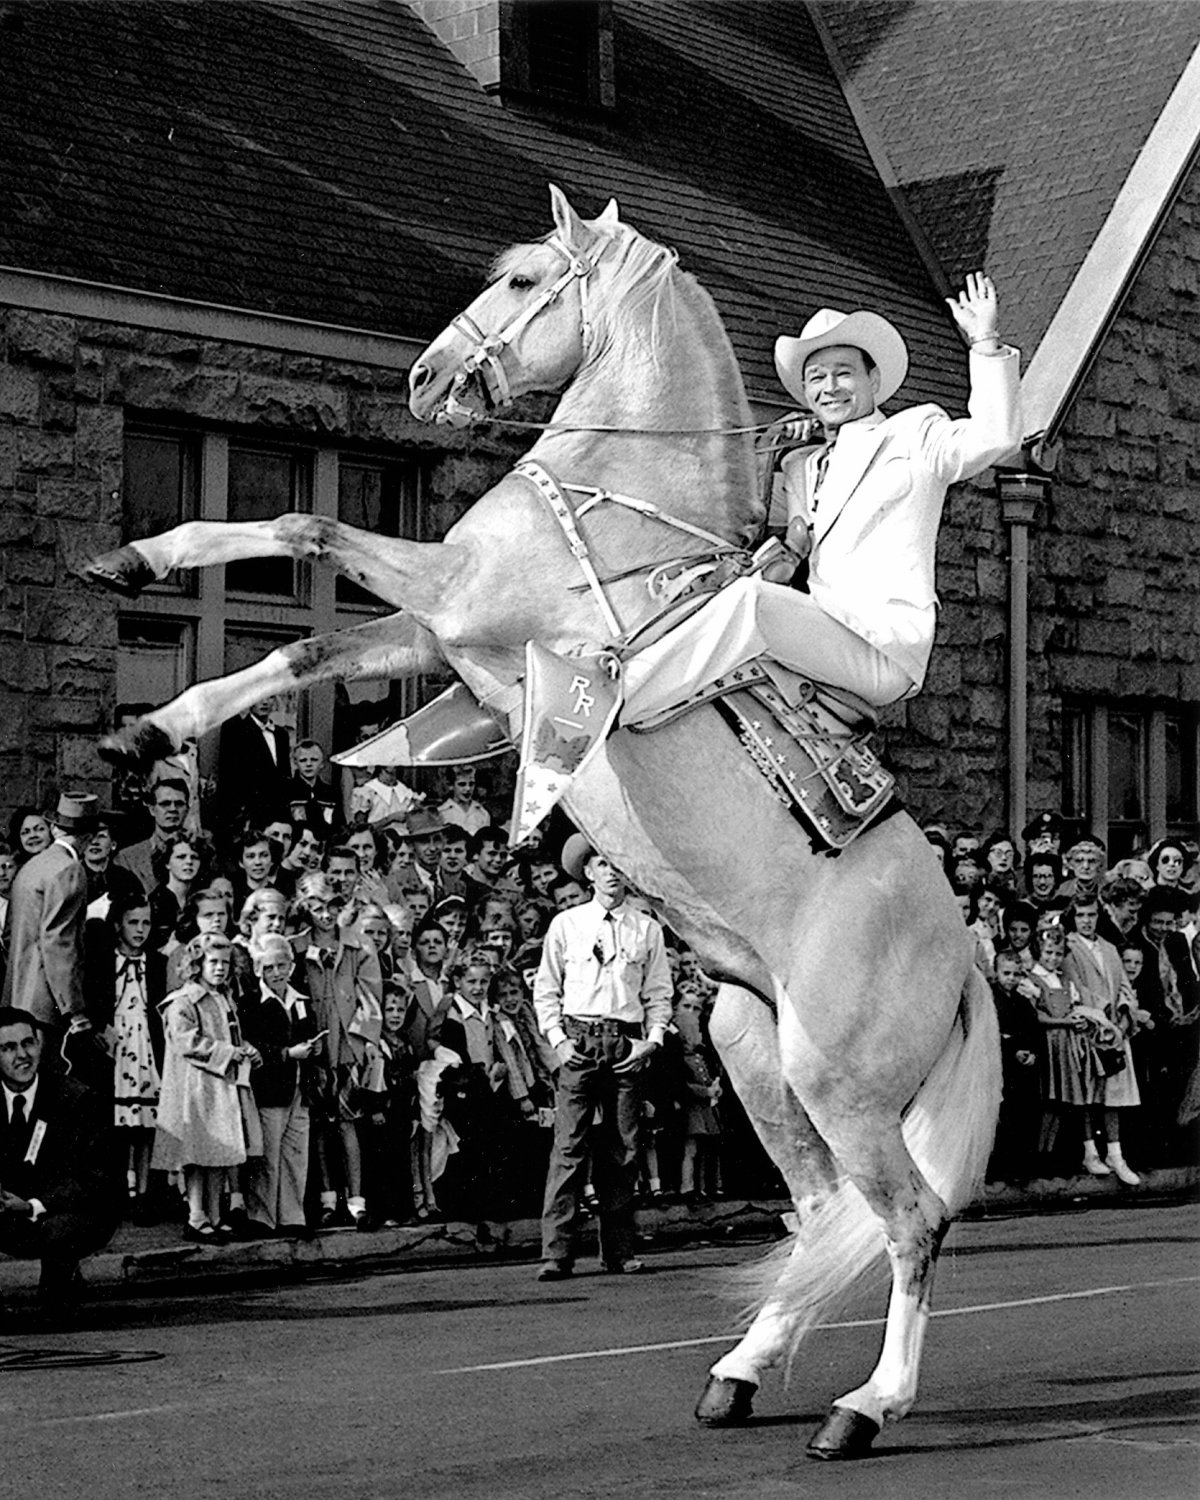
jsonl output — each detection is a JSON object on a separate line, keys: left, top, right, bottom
{"left": 802, "top": 1112, "right": 948, "bottom": 1460}
{"left": 696, "top": 982, "right": 839, "bottom": 1426}
{"left": 102, "top": 612, "right": 442, "bottom": 768}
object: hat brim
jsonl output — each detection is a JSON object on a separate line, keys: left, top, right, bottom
{"left": 54, "top": 814, "right": 104, "bottom": 833}
{"left": 393, "top": 816, "right": 446, "bottom": 840}
{"left": 561, "top": 834, "right": 596, "bottom": 883}
{"left": 775, "top": 311, "right": 909, "bottom": 406}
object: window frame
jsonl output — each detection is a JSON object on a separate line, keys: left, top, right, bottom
{"left": 119, "top": 427, "right": 431, "bottom": 778}
{"left": 500, "top": 0, "right": 616, "bottom": 110}
{"left": 1062, "top": 698, "right": 1199, "bottom": 856}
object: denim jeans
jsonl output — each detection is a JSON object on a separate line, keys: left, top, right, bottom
{"left": 540, "top": 1020, "right": 642, "bottom": 1266}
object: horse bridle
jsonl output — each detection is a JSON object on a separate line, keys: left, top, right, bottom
{"left": 434, "top": 232, "right": 758, "bottom": 645}
{"left": 438, "top": 233, "right": 598, "bottom": 424}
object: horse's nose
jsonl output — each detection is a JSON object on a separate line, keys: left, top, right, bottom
{"left": 409, "top": 360, "right": 433, "bottom": 393}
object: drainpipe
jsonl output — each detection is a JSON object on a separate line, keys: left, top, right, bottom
{"left": 995, "top": 470, "right": 1051, "bottom": 841}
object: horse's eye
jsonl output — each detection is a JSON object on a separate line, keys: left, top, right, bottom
{"left": 509, "top": 274, "right": 535, "bottom": 291}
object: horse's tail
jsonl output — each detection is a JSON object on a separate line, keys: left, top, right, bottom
{"left": 736, "top": 967, "right": 1001, "bottom": 1362}
{"left": 904, "top": 963, "right": 1002, "bottom": 1214}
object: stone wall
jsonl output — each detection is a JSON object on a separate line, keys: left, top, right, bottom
{"left": 0, "top": 309, "right": 517, "bottom": 815}
{"left": 1030, "top": 159, "right": 1200, "bottom": 818}
{"left": 881, "top": 160, "right": 1200, "bottom": 834}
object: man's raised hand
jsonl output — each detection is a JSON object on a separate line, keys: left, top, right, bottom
{"left": 946, "top": 271, "right": 1000, "bottom": 347}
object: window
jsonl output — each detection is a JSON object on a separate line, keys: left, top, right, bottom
{"left": 336, "top": 459, "right": 422, "bottom": 608}
{"left": 1062, "top": 701, "right": 1199, "bottom": 859}
{"left": 123, "top": 427, "right": 199, "bottom": 594}
{"left": 119, "top": 428, "right": 434, "bottom": 779}
{"left": 1062, "top": 705, "right": 1090, "bottom": 830}
{"left": 224, "top": 625, "right": 310, "bottom": 741}
{"left": 226, "top": 443, "right": 311, "bottom": 600}
{"left": 1106, "top": 709, "right": 1148, "bottom": 851}
{"left": 502, "top": 0, "right": 615, "bottom": 109}
{"left": 1165, "top": 712, "right": 1196, "bottom": 827}
{"left": 116, "top": 615, "right": 195, "bottom": 710}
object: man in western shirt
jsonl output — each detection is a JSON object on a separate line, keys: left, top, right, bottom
{"left": 534, "top": 835, "right": 672, "bottom": 1279}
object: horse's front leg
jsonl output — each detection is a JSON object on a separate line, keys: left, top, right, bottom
{"left": 102, "top": 612, "right": 444, "bottom": 770}
{"left": 85, "top": 517, "right": 470, "bottom": 615}
{"left": 85, "top": 517, "right": 320, "bottom": 595}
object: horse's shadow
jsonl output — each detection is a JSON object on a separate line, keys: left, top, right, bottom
{"left": 732, "top": 1380, "right": 1200, "bottom": 1459}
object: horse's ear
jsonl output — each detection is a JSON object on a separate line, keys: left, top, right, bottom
{"left": 549, "top": 183, "right": 588, "bottom": 245}
{"left": 595, "top": 198, "right": 621, "bottom": 230}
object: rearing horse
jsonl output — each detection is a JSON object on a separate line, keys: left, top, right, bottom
{"left": 87, "top": 187, "right": 1000, "bottom": 1460}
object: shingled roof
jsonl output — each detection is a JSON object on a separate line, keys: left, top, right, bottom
{"left": 816, "top": 0, "right": 1200, "bottom": 372}
{"left": 0, "top": 0, "right": 970, "bottom": 412}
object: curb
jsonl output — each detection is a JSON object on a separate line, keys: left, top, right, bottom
{"left": 2, "top": 1169, "right": 1196, "bottom": 1299}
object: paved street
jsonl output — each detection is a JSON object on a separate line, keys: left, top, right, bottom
{"left": 3, "top": 1201, "right": 1198, "bottom": 1499}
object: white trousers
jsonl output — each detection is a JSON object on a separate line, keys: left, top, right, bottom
{"left": 247, "top": 1088, "right": 311, "bottom": 1229}
{"left": 620, "top": 576, "right": 913, "bottom": 724}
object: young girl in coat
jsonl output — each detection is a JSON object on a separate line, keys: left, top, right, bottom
{"left": 1030, "top": 923, "right": 1100, "bottom": 1170}
{"left": 152, "top": 933, "right": 263, "bottom": 1242}
{"left": 291, "top": 870, "right": 383, "bottom": 1228}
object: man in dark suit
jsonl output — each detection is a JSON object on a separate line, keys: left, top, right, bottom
{"left": 216, "top": 697, "right": 292, "bottom": 830}
{"left": 112, "top": 777, "right": 191, "bottom": 894}
{"left": 0, "top": 1006, "right": 120, "bottom": 1316}
{"left": 1, "top": 793, "right": 97, "bottom": 1044}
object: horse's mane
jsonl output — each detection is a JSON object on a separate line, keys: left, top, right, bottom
{"left": 491, "top": 224, "right": 700, "bottom": 372}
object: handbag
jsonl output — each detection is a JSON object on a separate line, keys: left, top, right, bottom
{"left": 1094, "top": 1041, "right": 1127, "bottom": 1077}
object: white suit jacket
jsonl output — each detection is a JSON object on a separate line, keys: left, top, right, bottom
{"left": 777, "top": 347, "right": 1022, "bottom": 689}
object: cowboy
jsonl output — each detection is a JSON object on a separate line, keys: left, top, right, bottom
{"left": 533, "top": 835, "right": 672, "bottom": 1280}
{"left": 620, "top": 274, "right": 1021, "bottom": 721}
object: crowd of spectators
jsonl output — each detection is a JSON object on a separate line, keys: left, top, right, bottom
{"left": 925, "top": 813, "right": 1200, "bottom": 1183}
{"left": 0, "top": 726, "right": 776, "bottom": 1243}
{"left": 0, "top": 719, "right": 1197, "bottom": 1249}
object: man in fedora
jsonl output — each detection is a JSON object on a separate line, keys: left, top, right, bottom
{"left": 620, "top": 273, "right": 1022, "bottom": 721}
{"left": 392, "top": 807, "right": 448, "bottom": 901}
{"left": 533, "top": 834, "right": 673, "bottom": 1280}
{"left": 2, "top": 793, "right": 99, "bottom": 1043}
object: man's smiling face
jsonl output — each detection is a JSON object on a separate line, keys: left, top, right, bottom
{"left": 802, "top": 344, "right": 880, "bottom": 430}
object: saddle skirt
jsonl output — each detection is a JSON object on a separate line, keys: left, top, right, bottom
{"left": 630, "top": 660, "right": 898, "bottom": 855}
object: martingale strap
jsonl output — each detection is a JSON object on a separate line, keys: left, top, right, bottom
{"left": 515, "top": 459, "right": 624, "bottom": 637}
{"left": 515, "top": 457, "right": 745, "bottom": 647}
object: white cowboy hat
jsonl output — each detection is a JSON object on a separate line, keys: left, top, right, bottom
{"left": 774, "top": 308, "right": 909, "bottom": 406}
{"left": 560, "top": 833, "right": 596, "bottom": 882}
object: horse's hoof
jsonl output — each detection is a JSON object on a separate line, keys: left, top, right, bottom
{"left": 84, "top": 545, "right": 157, "bottom": 598}
{"left": 98, "top": 720, "right": 178, "bottom": 771}
{"left": 805, "top": 1405, "right": 880, "bottom": 1460}
{"left": 694, "top": 1374, "right": 756, "bottom": 1427}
